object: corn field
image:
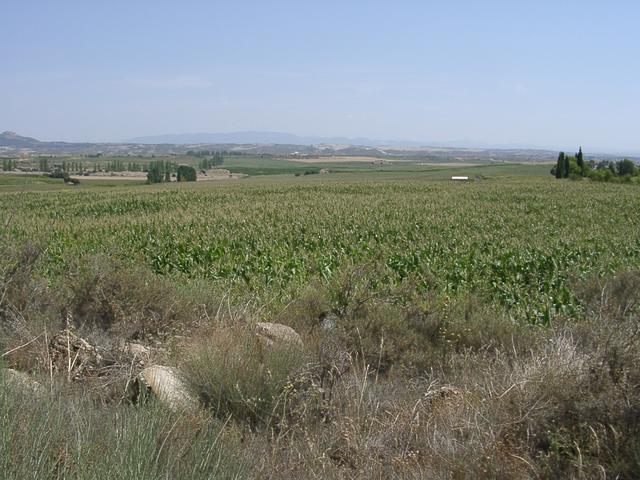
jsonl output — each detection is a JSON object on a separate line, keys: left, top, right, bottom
{"left": 2, "top": 175, "right": 639, "bottom": 323}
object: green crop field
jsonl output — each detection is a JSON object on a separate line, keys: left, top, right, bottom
{"left": 2, "top": 166, "right": 638, "bottom": 323}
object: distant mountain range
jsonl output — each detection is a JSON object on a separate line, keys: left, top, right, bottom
{"left": 2, "top": 131, "right": 638, "bottom": 160}
{"left": 121, "top": 132, "right": 640, "bottom": 156}
{"left": 124, "top": 131, "right": 558, "bottom": 150}
{"left": 125, "top": 131, "right": 424, "bottom": 147}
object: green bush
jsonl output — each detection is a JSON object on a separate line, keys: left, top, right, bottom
{"left": 176, "top": 164, "right": 197, "bottom": 182}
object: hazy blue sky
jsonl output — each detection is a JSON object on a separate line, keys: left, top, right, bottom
{"left": 2, "top": 1, "right": 639, "bottom": 152}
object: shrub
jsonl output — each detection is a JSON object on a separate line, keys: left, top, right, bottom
{"left": 0, "top": 374, "right": 251, "bottom": 479}
{"left": 0, "top": 242, "right": 55, "bottom": 371}
{"left": 336, "top": 294, "right": 528, "bottom": 375}
{"left": 573, "top": 270, "right": 640, "bottom": 321}
{"left": 59, "top": 255, "right": 197, "bottom": 340}
{"left": 176, "top": 164, "right": 197, "bottom": 182}
{"left": 179, "top": 323, "right": 308, "bottom": 428}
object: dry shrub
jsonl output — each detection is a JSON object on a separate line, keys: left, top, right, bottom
{"left": 445, "top": 319, "right": 640, "bottom": 479}
{"left": 252, "top": 357, "right": 530, "bottom": 479}
{"left": 280, "top": 265, "right": 528, "bottom": 376}
{"left": 264, "top": 321, "right": 638, "bottom": 478}
{"left": 0, "top": 242, "right": 46, "bottom": 321}
{"left": 179, "top": 322, "right": 311, "bottom": 429}
{"left": 0, "top": 242, "right": 57, "bottom": 371}
{"left": 336, "top": 294, "right": 527, "bottom": 375}
{"left": 243, "top": 272, "right": 640, "bottom": 478}
{"left": 1, "top": 249, "right": 191, "bottom": 393}
{"left": 574, "top": 269, "right": 640, "bottom": 321}
{"left": 60, "top": 254, "right": 197, "bottom": 341}
{"left": 277, "top": 281, "right": 331, "bottom": 333}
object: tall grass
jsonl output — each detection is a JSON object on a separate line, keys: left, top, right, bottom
{"left": 179, "top": 323, "right": 309, "bottom": 429}
{"left": 0, "top": 372, "right": 251, "bottom": 479}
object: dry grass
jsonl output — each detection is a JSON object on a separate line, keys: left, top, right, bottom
{"left": 1, "top": 244, "right": 639, "bottom": 478}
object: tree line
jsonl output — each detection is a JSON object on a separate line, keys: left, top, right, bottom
{"left": 551, "top": 147, "right": 639, "bottom": 182}
{"left": 1, "top": 159, "right": 17, "bottom": 171}
{"left": 146, "top": 161, "right": 197, "bottom": 183}
{"left": 187, "top": 150, "right": 225, "bottom": 170}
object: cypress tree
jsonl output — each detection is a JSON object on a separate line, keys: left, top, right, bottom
{"left": 576, "top": 147, "right": 584, "bottom": 175}
{"left": 555, "top": 152, "right": 564, "bottom": 179}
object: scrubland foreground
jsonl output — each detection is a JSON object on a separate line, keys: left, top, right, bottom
{"left": 1, "top": 174, "right": 639, "bottom": 479}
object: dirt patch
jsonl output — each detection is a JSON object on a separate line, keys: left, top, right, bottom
{"left": 197, "top": 169, "right": 247, "bottom": 181}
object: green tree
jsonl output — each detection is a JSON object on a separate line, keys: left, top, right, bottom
{"left": 177, "top": 164, "right": 197, "bottom": 182}
{"left": 576, "top": 147, "right": 584, "bottom": 174}
{"left": 555, "top": 152, "right": 565, "bottom": 179}
{"left": 563, "top": 154, "right": 570, "bottom": 178}
{"left": 617, "top": 159, "right": 637, "bottom": 177}
{"left": 566, "top": 156, "right": 581, "bottom": 177}
{"left": 147, "top": 160, "right": 165, "bottom": 184}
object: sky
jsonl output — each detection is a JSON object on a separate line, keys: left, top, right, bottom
{"left": 2, "top": 0, "right": 639, "bottom": 152}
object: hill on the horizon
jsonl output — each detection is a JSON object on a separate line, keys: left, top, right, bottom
{"left": 0, "top": 131, "right": 43, "bottom": 148}
{"left": 124, "top": 131, "right": 421, "bottom": 147}
{"left": 2, "top": 131, "right": 639, "bottom": 160}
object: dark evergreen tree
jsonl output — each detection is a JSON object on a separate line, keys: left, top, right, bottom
{"left": 562, "top": 153, "right": 570, "bottom": 178}
{"left": 576, "top": 147, "right": 584, "bottom": 174}
{"left": 555, "top": 152, "right": 564, "bottom": 179}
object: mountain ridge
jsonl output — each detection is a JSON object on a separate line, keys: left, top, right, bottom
{"left": 2, "top": 131, "right": 639, "bottom": 159}
{"left": 124, "top": 131, "right": 424, "bottom": 147}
